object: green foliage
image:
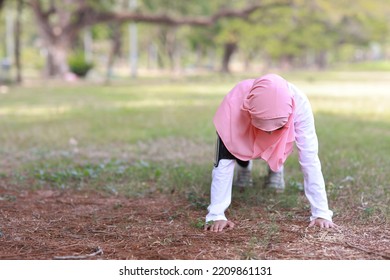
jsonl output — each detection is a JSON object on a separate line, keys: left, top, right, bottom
{"left": 187, "top": 191, "right": 209, "bottom": 210}
{"left": 338, "top": 61, "right": 390, "bottom": 71}
{"left": 91, "top": 24, "right": 112, "bottom": 40}
{"left": 191, "top": 218, "right": 206, "bottom": 229}
{"left": 33, "top": 160, "right": 129, "bottom": 188}
{"left": 68, "top": 52, "right": 94, "bottom": 77}
{"left": 86, "top": 0, "right": 117, "bottom": 11}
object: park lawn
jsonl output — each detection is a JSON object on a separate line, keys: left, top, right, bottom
{"left": 0, "top": 71, "right": 389, "bottom": 259}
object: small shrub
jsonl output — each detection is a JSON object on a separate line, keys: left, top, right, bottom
{"left": 68, "top": 52, "right": 94, "bottom": 77}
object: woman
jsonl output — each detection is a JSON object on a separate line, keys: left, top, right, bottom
{"left": 205, "top": 73, "right": 337, "bottom": 232}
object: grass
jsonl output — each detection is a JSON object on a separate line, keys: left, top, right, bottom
{"left": 1, "top": 71, "right": 390, "bottom": 225}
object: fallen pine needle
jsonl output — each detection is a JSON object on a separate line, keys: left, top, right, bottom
{"left": 345, "top": 242, "right": 390, "bottom": 260}
{"left": 53, "top": 246, "right": 103, "bottom": 260}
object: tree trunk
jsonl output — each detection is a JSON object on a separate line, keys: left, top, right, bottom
{"left": 280, "top": 55, "right": 294, "bottom": 71}
{"left": 30, "top": 1, "right": 73, "bottom": 77}
{"left": 165, "top": 28, "right": 177, "bottom": 71}
{"left": 43, "top": 40, "right": 70, "bottom": 77}
{"left": 243, "top": 51, "right": 255, "bottom": 72}
{"left": 315, "top": 50, "right": 328, "bottom": 69}
{"left": 207, "top": 49, "right": 216, "bottom": 70}
{"left": 147, "top": 43, "right": 158, "bottom": 70}
{"left": 105, "top": 24, "right": 122, "bottom": 84}
{"left": 14, "top": 0, "right": 23, "bottom": 84}
{"left": 221, "top": 42, "right": 237, "bottom": 73}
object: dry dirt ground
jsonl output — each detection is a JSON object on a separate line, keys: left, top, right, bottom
{"left": 0, "top": 186, "right": 389, "bottom": 260}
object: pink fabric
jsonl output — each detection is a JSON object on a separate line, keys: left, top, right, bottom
{"left": 213, "top": 74, "right": 295, "bottom": 171}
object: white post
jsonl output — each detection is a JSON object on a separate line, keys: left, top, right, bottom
{"left": 6, "top": 10, "right": 14, "bottom": 64}
{"left": 149, "top": 43, "right": 158, "bottom": 70}
{"left": 129, "top": 0, "right": 138, "bottom": 78}
{"left": 84, "top": 28, "right": 93, "bottom": 63}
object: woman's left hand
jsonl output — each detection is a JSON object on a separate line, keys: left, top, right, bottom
{"left": 308, "top": 218, "right": 339, "bottom": 229}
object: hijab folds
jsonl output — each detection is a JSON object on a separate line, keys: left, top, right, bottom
{"left": 213, "top": 74, "right": 295, "bottom": 171}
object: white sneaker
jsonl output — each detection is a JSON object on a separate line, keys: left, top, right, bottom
{"left": 234, "top": 161, "right": 253, "bottom": 188}
{"left": 265, "top": 166, "right": 285, "bottom": 192}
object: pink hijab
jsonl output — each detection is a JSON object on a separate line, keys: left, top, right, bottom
{"left": 213, "top": 74, "right": 295, "bottom": 171}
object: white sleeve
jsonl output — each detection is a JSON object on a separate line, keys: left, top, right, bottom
{"left": 205, "top": 159, "right": 235, "bottom": 222}
{"left": 293, "top": 86, "right": 333, "bottom": 222}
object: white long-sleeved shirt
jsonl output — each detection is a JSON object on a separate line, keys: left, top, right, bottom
{"left": 206, "top": 82, "right": 333, "bottom": 222}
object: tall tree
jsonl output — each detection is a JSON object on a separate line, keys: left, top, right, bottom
{"left": 14, "top": 0, "right": 23, "bottom": 83}
{"left": 105, "top": 23, "right": 123, "bottom": 84}
{"left": 0, "top": 0, "right": 5, "bottom": 11}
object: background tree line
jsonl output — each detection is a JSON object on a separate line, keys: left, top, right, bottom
{"left": 1, "top": 0, "right": 390, "bottom": 83}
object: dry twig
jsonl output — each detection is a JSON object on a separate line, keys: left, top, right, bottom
{"left": 53, "top": 246, "right": 103, "bottom": 260}
{"left": 345, "top": 242, "right": 390, "bottom": 260}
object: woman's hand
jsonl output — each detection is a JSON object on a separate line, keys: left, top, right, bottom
{"left": 308, "top": 218, "right": 338, "bottom": 229}
{"left": 204, "top": 220, "right": 235, "bottom": 232}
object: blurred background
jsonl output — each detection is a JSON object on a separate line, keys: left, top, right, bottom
{"left": 1, "top": 0, "right": 390, "bottom": 84}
